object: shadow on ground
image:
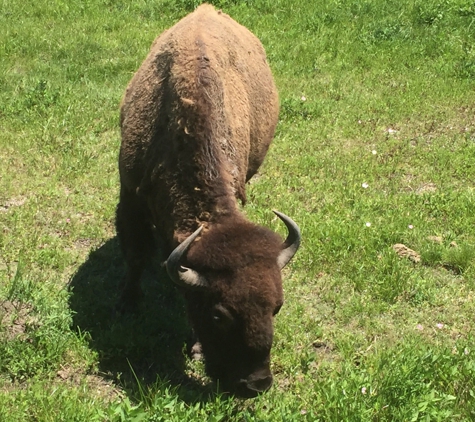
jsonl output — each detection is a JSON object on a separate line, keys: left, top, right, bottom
{"left": 68, "top": 237, "right": 216, "bottom": 402}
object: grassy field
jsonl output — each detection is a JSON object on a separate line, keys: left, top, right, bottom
{"left": 1, "top": 0, "right": 475, "bottom": 420}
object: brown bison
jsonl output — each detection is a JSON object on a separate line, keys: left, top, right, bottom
{"left": 116, "top": 4, "right": 300, "bottom": 397}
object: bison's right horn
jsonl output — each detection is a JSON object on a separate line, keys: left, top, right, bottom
{"left": 166, "top": 226, "right": 209, "bottom": 289}
{"left": 273, "top": 210, "right": 301, "bottom": 269}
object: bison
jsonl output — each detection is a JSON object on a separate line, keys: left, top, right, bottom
{"left": 116, "top": 4, "right": 301, "bottom": 397}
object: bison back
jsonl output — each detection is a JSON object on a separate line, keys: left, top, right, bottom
{"left": 119, "top": 4, "right": 279, "bottom": 200}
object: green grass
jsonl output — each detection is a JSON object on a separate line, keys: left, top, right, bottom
{"left": 1, "top": 0, "right": 475, "bottom": 420}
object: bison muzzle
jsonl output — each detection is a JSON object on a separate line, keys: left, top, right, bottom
{"left": 116, "top": 4, "right": 301, "bottom": 397}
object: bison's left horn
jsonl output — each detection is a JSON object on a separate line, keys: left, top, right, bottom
{"left": 273, "top": 210, "right": 301, "bottom": 269}
{"left": 166, "top": 226, "right": 209, "bottom": 289}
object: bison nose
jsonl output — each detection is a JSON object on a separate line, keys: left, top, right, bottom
{"left": 236, "top": 373, "right": 273, "bottom": 398}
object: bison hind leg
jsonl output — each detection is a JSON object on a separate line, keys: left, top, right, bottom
{"left": 116, "top": 188, "right": 155, "bottom": 312}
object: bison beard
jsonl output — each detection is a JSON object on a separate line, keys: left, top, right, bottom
{"left": 116, "top": 4, "right": 300, "bottom": 397}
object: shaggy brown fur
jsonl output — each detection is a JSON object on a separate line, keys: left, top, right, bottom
{"left": 119, "top": 4, "right": 278, "bottom": 242}
{"left": 117, "top": 4, "right": 285, "bottom": 397}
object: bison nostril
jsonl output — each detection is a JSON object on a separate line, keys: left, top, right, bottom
{"left": 236, "top": 375, "right": 273, "bottom": 397}
{"left": 248, "top": 374, "right": 273, "bottom": 392}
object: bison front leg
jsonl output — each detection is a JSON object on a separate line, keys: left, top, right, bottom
{"left": 115, "top": 187, "right": 155, "bottom": 312}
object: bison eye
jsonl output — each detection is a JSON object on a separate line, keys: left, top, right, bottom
{"left": 211, "top": 305, "right": 234, "bottom": 330}
{"left": 273, "top": 303, "right": 283, "bottom": 316}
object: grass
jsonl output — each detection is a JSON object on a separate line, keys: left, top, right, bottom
{"left": 1, "top": 0, "right": 475, "bottom": 420}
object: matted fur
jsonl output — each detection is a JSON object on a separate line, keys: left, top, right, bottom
{"left": 116, "top": 4, "right": 287, "bottom": 397}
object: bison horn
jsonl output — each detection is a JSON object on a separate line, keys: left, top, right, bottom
{"left": 166, "top": 226, "right": 209, "bottom": 289}
{"left": 273, "top": 210, "right": 301, "bottom": 269}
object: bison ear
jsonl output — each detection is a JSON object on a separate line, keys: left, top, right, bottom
{"left": 273, "top": 210, "right": 301, "bottom": 269}
{"left": 166, "top": 226, "right": 209, "bottom": 289}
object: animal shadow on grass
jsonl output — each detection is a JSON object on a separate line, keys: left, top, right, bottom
{"left": 68, "top": 237, "right": 217, "bottom": 403}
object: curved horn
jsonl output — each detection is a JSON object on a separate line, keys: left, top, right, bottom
{"left": 273, "top": 210, "right": 301, "bottom": 269}
{"left": 166, "top": 226, "right": 208, "bottom": 289}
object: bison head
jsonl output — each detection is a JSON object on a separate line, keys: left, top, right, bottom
{"left": 166, "top": 211, "right": 300, "bottom": 397}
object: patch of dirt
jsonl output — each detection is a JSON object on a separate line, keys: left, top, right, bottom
{"left": 311, "top": 339, "right": 339, "bottom": 365}
{"left": 312, "top": 340, "right": 336, "bottom": 355}
{"left": 416, "top": 182, "right": 437, "bottom": 194}
{"left": 0, "top": 260, "right": 18, "bottom": 276}
{"left": 275, "top": 375, "right": 292, "bottom": 391}
{"left": 307, "top": 340, "right": 340, "bottom": 374}
{"left": 0, "top": 367, "right": 123, "bottom": 403}
{"left": 392, "top": 243, "right": 421, "bottom": 263}
{"left": 0, "top": 300, "right": 39, "bottom": 341}
{"left": 0, "top": 196, "right": 27, "bottom": 213}
{"left": 69, "top": 238, "right": 95, "bottom": 251}
{"left": 56, "top": 365, "right": 123, "bottom": 403}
